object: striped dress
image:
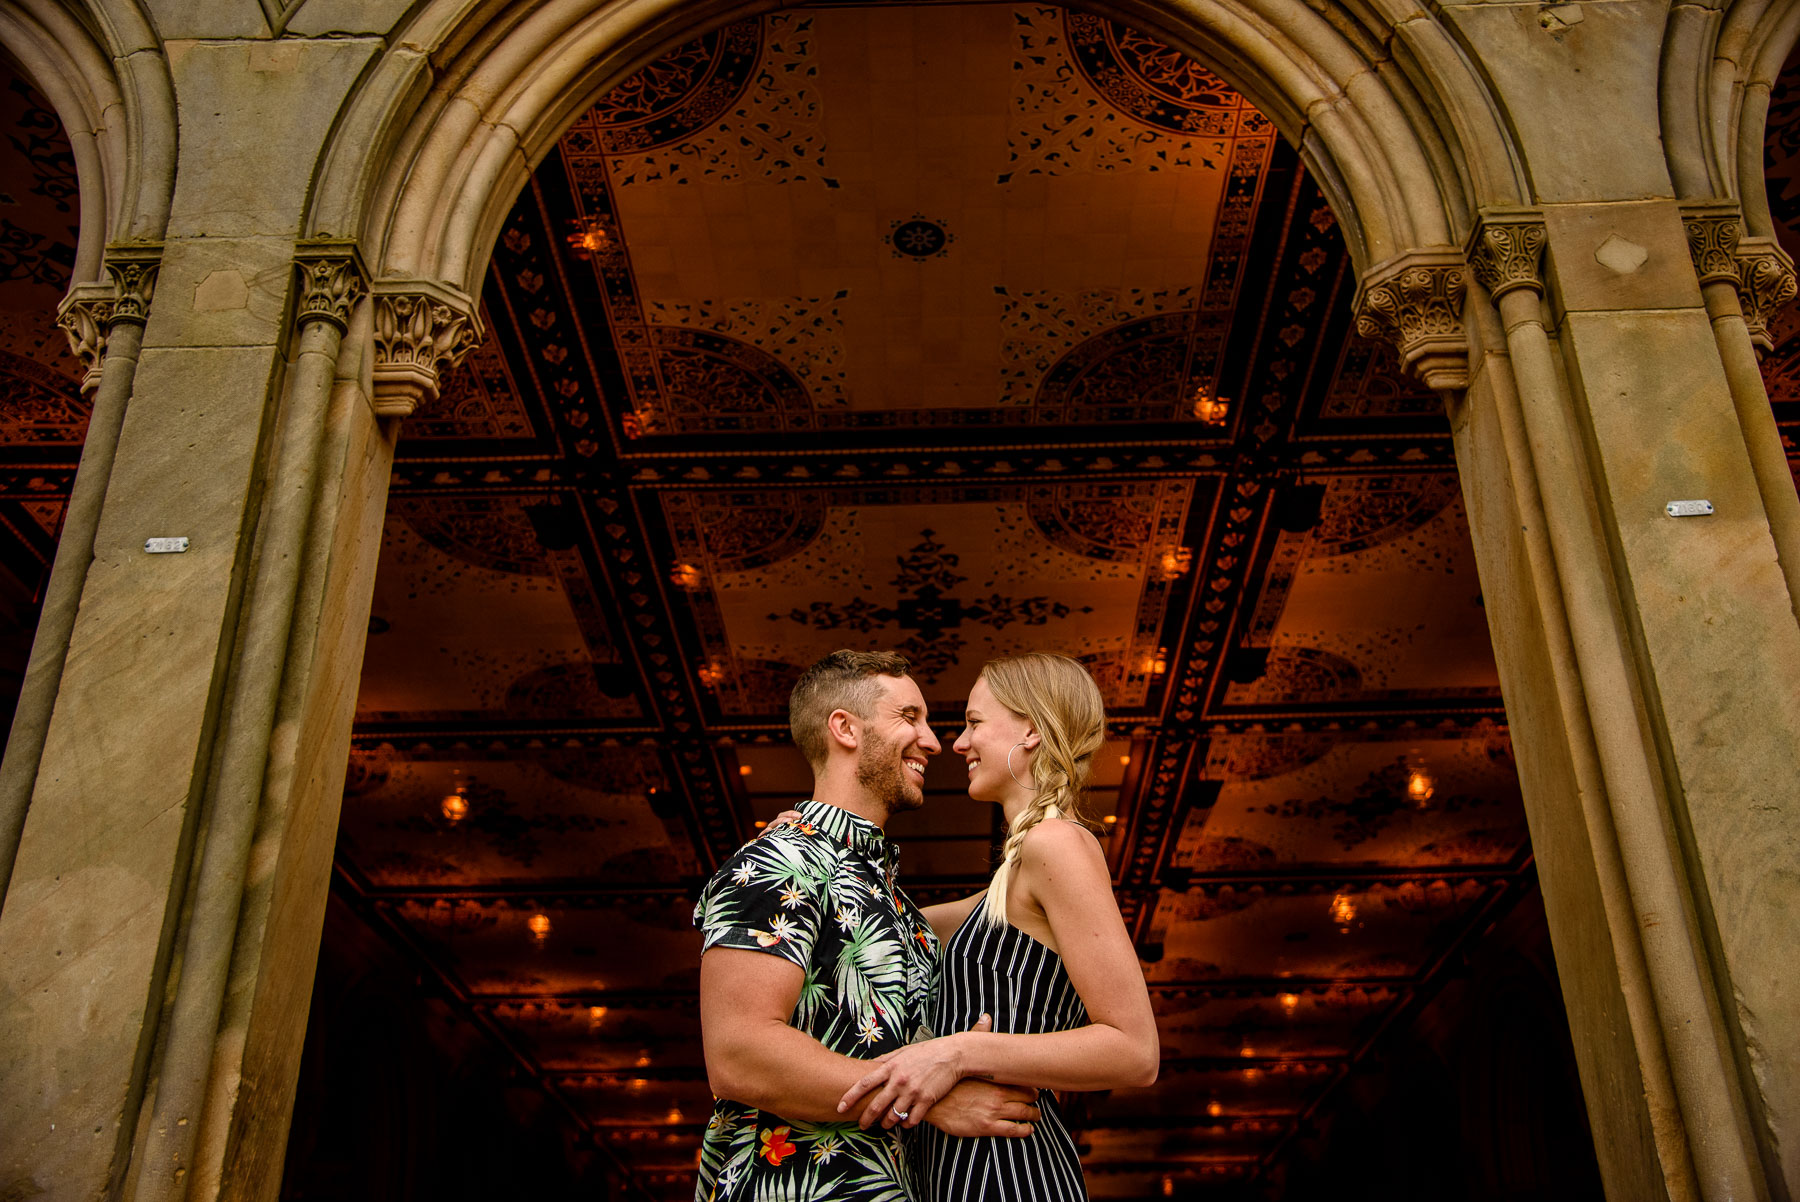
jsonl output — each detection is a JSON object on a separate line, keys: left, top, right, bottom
{"left": 918, "top": 906, "right": 1090, "bottom": 1201}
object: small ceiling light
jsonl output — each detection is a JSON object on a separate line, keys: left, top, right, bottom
{"left": 1406, "top": 763, "right": 1436, "bottom": 807}
{"left": 738, "top": 764, "right": 753, "bottom": 777}
{"left": 1163, "top": 1176, "right": 1175, "bottom": 1197}
{"left": 440, "top": 791, "right": 469, "bottom": 823}
{"left": 666, "top": 1107, "right": 684, "bottom": 1124}
{"left": 1157, "top": 546, "right": 1192, "bottom": 581}
{"left": 588, "top": 1005, "right": 608, "bottom": 1025}
{"left": 635, "top": 1052, "right": 652, "bottom": 1068}
{"left": 1102, "top": 814, "right": 1118, "bottom": 825}
{"left": 1239, "top": 1045, "right": 1256, "bottom": 1058}
{"left": 1192, "top": 384, "right": 1230, "bottom": 426}
{"left": 670, "top": 562, "right": 704, "bottom": 591}
{"left": 1330, "top": 890, "right": 1357, "bottom": 932}
{"left": 1279, "top": 992, "right": 1300, "bottom": 1014}
{"left": 1207, "top": 1100, "right": 1223, "bottom": 1117}
{"left": 527, "top": 913, "right": 552, "bottom": 940}
{"left": 1119, "top": 754, "right": 1131, "bottom": 767}
{"left": 698, "top": 660, "right": 726, "bottom": 690}
{"left": 753, "top": 819, "right": 767, "bottom": 829}
{"left": 567, "top": 217, "right": 609, "bottom": 259}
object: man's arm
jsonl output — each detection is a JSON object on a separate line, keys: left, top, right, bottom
{"left": 701, "top": 947, "right": 1040, "bottom": 1136}
{"left": 922, "top": 1079, "right": 1042, "bottom": 1138}
{"left": 700, "top": 947, "right": 869, "bottom": 1122}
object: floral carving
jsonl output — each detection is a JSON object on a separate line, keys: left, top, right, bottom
{"left": 293, "top": 241, "right": 366, "bottom": 333}
{"left": 1681, "top": 207, "right": 1742, "bottom": 288}
{"left": 372, "top": 281, "right": 484, "bottom": 418}
{"left": 1352, "top": 251, "right": 1467, "bottom": 390}
{"left": 1466, "top": 213, "right": 1546, "bottom": 302}
{"left": 1734, "top": 235, "right": 1799, "bottom": 354}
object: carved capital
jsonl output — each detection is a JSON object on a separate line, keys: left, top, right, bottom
{"left": 102, "top": 243, "right": 161, "bottom": 326}
{"left": 1467, "top": 209, "right": 1547, "bottom": 302}
{"left": 370, "top": 279, "right": 483, "bottom": 419}
{"left": 1733, "top": 234, "right": 1798, "bottom": 355}
{"left": 55, "top": 282, "right": 117, "bottom": 397}
{"left": 293, "top": 239, "right": 367, "bottom": 333}
{"left": 1680, "top": 201, "right": 1744, "bottom": 289}
{"left": 1352, "top": 249, "right": 1468, "bottom": 391}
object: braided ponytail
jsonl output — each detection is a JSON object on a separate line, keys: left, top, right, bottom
{"left": 978, "top": 654, "right": 1107, "bottom": 927}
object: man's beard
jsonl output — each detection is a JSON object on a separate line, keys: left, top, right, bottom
{"left": 856, "top": 730, "right": 923, "bottom": 813}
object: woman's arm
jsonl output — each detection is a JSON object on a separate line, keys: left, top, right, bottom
{"left": 843, "top": 820, "right": 1159, "bottom": 1128}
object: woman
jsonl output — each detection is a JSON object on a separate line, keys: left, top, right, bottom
{"left": 771, "top": 653, "right": 1159, "bottom": 1200}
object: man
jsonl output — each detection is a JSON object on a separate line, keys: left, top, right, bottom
{"left": 693, "top": 650, "right": 1041, "bottom": 1201}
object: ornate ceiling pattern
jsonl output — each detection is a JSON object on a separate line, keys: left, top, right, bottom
{"left": 1, "top": 17, "right": 1798, "bottom": 1202}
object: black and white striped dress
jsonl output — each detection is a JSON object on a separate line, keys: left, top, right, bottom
{"left": 919, "top": 907, "right": 1090, "bottom": 1200}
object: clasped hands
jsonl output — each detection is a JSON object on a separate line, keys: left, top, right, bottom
{"left": 836, "top": 1014, "right": 1040, "bottom": 1138}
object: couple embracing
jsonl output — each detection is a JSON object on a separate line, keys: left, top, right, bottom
{"left": 692, "top": 649, "right": 1159, "bottom": 1202}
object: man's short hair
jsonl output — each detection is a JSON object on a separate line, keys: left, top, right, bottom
{"left": 789, "top": 650, "right": 911, "bottom": 768}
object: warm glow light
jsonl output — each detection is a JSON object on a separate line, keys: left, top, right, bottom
{"left": 1102, "top": 814, "right": 1118, "bottom": 825}
{"left": 527, "top": 913, "right": 552, "bottom": 939}
{"left": 1162, "top": 1176, "right": 1175, "bottom": 1197}
{"left": 1119, "top": 754, "right": 1132, "bottom": 767}
{"left": 588, "top": 1006, "right": 608, "bottom": 1024}
{"left": 1142, "top": 647, "right": 1169, "bottom": 676}
{"left": 1239, "top": 1045, "right": 1256, "bottom": 1058}
{"left": 1279, "top": 992, "right": 1300, "bottom": 1014}
{"left": 1406, "top": 767, "right": 1436, "bottom": 806}
{"left": 1157, "top": 547, "right": 1192, "bottom": 581}
{"left": 738, "top": 764, "right": 753, "bottom": 777}
{"left": 1330, "top": 890, "right": 1357, "bottom": 931}
{"left": 666, "top": 1107, "right": 684, "bottom": 1124}
{"left": 566, "top": 218, "right": 609, "bottom": 258}
{"left": 753, "top": 820, "right": 767, "bottom": 829}
{"left": 1207, "top": 1100, "right": 1224, "bottom": 1117}
{"left": 670, "top": 562, "right": 704, "bottom": 591}
{"left": 698, "top": 660, "right": 726, "bottom": 689}
{"left": 440, "top": 792, "right": 469, "bottom": 823}
{"left": 1192, "top": 385, "right": 1230, "bottom": 426}
{"left": 636, "top": 1053, "right": 652, "bottom": 1068}
{"left": 630, "top": 1078, "right": 648, "bottom": 1090}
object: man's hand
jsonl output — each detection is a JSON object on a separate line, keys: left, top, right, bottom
{"left": 920, "top": 1079, "right": 1040, "bottom": 1139}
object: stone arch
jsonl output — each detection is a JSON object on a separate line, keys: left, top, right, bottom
{"left": 1661, "top": 0, "right": 1800, "bottom": 233}
{"left": 310, "top": 0, "right": 1527, "bottom": 311}
{"left": 0, "top": 0, "right": 174, "bottom": 283}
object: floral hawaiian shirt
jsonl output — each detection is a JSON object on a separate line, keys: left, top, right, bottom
{"left": 692, "top": 798, "right": 941, "bottom": 1202}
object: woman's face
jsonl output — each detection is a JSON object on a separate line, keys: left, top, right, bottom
{"left": 952, "top": 676, "right": 1035, "bottom": 803}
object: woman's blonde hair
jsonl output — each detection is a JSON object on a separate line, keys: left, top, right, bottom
{"left": 978, "top": 653, "right": 1107, "bottom": 926}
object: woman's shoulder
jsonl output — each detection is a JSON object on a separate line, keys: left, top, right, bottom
{"left": 1017, "top": 816, "right": 1106, "bottom": 862}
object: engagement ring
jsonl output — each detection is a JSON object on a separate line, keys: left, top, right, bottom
{"left": 891, "top": 1107, "right": 909, "bottom": 1120}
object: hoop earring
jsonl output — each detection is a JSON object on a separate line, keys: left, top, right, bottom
{"left": 1007, "top": 742, "right": 1037, "bottom": 790}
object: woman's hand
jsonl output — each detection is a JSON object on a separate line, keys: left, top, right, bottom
{"left": 756, "top": 809, "right": 804, "bottom": 838}
{"left": 838, "top": 1015, "right": 994, "bottom": 1130}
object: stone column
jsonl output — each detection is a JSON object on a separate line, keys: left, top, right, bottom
{"left": 1357, "top": 196, "right": 1800, "bottom": 1201}
{"left": 0, "top": 25, "right": 482, "bottom": 1201}
{"left": 0, "top": 245, "right": 159, "bottom": 901}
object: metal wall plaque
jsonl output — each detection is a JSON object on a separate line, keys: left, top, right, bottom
{"left": 144, "top": 536, "right": 190, "bottom": 553}
{"left": 1664, "top": 500, "right": 1714, "bottom": 518}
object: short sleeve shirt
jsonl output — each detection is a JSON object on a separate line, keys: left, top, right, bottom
{"left": 692, "top": 799, "right": 941, "bottom": 1202}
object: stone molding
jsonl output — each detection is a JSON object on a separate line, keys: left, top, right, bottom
{"left": 103, "top": 244, "right": 161, "bottom": 327}
{"left": 1679, "top": 202, "right": 1744, "bottom": 290}
{"left": 1731, "top": 235, "right": 1797, "bottom": 356}
{"left": 1467, "top": 209, "right": 1547, "bottom": 303}
{"left": 370, "top": 278, "right": 484, "bottom": 419}
{"left": 54, "top": 244, "right": 164, "bottom": 397}
{"left": 55, "top": 283, "right": 117, "bottom": 398}
{"left": 1676, "top": 202, "right": 1798, "bottom": 354}
{"left": 293, "top": 239, "right": 368, "bottom": 334}
{"left": 1352, "top": 249, "right": 1468, "bottom": 391}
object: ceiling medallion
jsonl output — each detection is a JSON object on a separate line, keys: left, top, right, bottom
{"left": 886, "top": 215, "right": 953, "bottom": 260}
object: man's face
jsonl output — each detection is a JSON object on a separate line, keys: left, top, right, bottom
{"left": 853, "top": 674, "right": 941, "bottom": 814}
